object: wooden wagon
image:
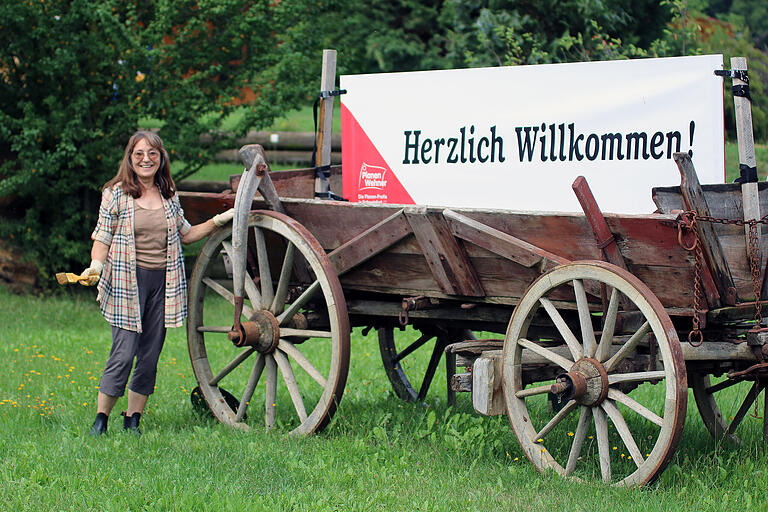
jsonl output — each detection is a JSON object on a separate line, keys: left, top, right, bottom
{"left": 179, "top": 144, "right": 768, "bottom": 487}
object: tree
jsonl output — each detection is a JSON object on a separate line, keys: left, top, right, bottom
{"left": 0, "top": 0, "right": 332, "bottom": 288}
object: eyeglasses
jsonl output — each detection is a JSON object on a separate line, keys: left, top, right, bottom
{"left": 132, "top": 150, "right": 160, "bottom": 161}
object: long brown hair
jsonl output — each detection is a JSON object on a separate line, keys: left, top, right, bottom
{"left": 104, "top": 131, "right": 176, "bottom": 199}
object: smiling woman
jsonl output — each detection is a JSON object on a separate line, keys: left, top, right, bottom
{"left": 78, "top": 131, "right": 235, "bottom": 437}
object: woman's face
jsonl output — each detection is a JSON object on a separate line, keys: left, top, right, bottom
{"left": 131, "top": 138, "right": 161, "bottom": 182}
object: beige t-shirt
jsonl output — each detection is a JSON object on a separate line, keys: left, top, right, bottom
{"left": 134, "top": 204, "right": 168, "bottom": 269}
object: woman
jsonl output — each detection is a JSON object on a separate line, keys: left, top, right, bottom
{"left": 81, "top": 131, "right": 234, "bottom": 436}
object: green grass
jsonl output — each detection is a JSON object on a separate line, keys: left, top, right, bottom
{"left": 1, "top": 285, "right": 767, "bottom": 511}
{"left": 724, "top": 142, "right": 768, "bottom": 182}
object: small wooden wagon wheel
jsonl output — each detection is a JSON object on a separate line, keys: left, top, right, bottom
{"left": 690, "top": 371, "right": 768, "bottom": 444}
{"left": 187, "top": 211, "right": 350, "bottom": 435}
{"left": 378, "top": 326, "right": 473, "bottom": 402}
{"left": 503, "top": 261, "right": 687, "bottom": 486}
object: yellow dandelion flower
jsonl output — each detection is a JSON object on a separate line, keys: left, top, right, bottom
{"left": 567, "top": 432, "right": 574, "bottom": 437}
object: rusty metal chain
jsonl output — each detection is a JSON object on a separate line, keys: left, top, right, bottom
{"left": 678, "top": 211, "right": 768, "bottom": 346}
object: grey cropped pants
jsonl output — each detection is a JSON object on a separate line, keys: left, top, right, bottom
{"left": 99, "top": 267, "right": 167, "bottom": 397}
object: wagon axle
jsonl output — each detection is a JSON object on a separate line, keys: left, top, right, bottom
{"left": 227, "top": 310, "right": 280, "bottom": 353}
{"left": 551, "top": 358, "right": 609, "bottom": 407}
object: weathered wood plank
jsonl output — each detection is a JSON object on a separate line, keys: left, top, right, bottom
{"left": 443, "top": 209, "right": 569, "bottom": 270}
{"left": 327, "top": 209, "right": 412, "bottom": 275}
{"left": 572, "top": 176, "right": 628, "bottom": 271}
{"left": 674, "top": 152, "right": 736, "bottom": 306}
{"left": 653, "top": 181, "right": 768, "bottom": 220}
{"left": 472, "top": 355, "right": 505, "bottom": 416}
{"left": 229, "top": 166, "right": 341, "bottom": 198}
{"left": 405, "top": 206, "right": 485, "bottom": 297}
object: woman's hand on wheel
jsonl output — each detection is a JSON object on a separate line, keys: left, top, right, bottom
{"left": 213, "top": 208, "right": 235, "bottom": 227}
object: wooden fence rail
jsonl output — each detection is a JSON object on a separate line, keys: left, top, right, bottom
{"left": 203, "top": 131, "right": 341, "bottom": 166}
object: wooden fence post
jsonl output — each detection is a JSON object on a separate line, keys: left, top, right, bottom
{"left": 315, "top": 49, "right": 337, "bottom": 197}
{"left": 729, "top": 57, "right": 766, "bottom": 293}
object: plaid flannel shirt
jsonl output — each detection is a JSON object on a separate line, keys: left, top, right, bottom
{"left": 91, "top": 184, "right": 191, "bottom": 332}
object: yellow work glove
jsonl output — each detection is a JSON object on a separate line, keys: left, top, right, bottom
{"left": 79, "top": 260, "right": 104, "bottom": 286}
{"left": 213, "top": 208, "right": 235, "bottom": 227}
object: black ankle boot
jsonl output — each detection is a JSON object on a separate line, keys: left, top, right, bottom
{"left": 89, "top": 412, "right": 108, "bottom": 436}
{"left": 122, "top": 411, "right": 142, "bottom": 435}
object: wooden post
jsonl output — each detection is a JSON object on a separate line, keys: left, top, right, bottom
{"left": 675, "top": 152, "right": 736, "bottom": 306}
{"left": 315, "top": 49, "right": 337, "bottom": 197}
{"left": 572, "top": 176, "right": 629, "bottom": 271}
{"left": 730, "top": 57, "right": 767, "bottom": 294}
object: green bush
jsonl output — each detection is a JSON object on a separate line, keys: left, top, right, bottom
{"left": 0, "top": 0, "right": 332, "bottom": 288}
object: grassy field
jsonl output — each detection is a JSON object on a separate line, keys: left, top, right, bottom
{"left": 1, "top": 285, "right": 767, "bottom": 511}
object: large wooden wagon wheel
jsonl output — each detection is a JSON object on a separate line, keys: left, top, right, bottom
{"left": 690, "top": 371, "right": 768, "bottom": 443}
{"left": 378, "top": 326, "right": 473, "bottom": 402}
{"left": 503, "top": 261, "right": 687, "bottom": 486}
{"left": 187, "top": 211, "right": 350, "bottom": 435}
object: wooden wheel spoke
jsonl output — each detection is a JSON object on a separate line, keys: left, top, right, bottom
{"left": 727, "top": 382, "right": 762, "bottom": 435}
{"left": 532, "top": 400, "right": 577, "bottom": 443}
{"left": 236, "top": 354, "right": 265, "bottom": 422}
{"left": 565, "top": 406, "right": 592, "bottom": 476}
{"left": 515, "top": 383, "right": 555, "bottom": 398}
{"left": 595, "top": 287, "right": 619, "bottom": 361}
{"left": 593, "top": 406, "right": 612, "bottom": 483}
{"left": 265, "top": 355, "right": 277, "bottom": 430}
{"left": 394, "top": 332, "right": 434, "bottom": 363}
{"left": 763, "top": 389, "right": 768, "bottom": 443}
{"left": 280, "top": 328, "right": 333, "bottom": 339}
{"left": 197, "top": 325, "right": 232, "bottom": 333}
{"left": 607, "top": 388, "right": 663, "bottom": 427}
{"left": 278, "top": 340, "right": 327, "bottom": 388}
{"left": 270, "top": 243, "right": 296, "bottom": 314}
{"left": 417, "top": 338, "right": 446, "bottom": 401}
{"left": 607, "top": 370, "right": 666, "bottom": 385}
{"left": 706, "top": 378, "right": 743, "bottom": 395}
{"left": 539, "top": 297, "right": 583, "bottom": 361}
{"left": 254, "top": 227, "right": 274, "bottom": 310}
{"left": 604, "top": 321, "right": 651, "bottom": 373}
{"left": 274, "top": 350, "right": 308, "bottom": 423}
{"left": 202, "top": 277, "right": 254, "bottom": 318}
{"left": 573, "top": 279, "right": 597, "bottom": 358}
{"left": 277, "top": 281, "right": 321, "bottom": 324}
{"left": 209, "top": 347, "right": 256, "bottom": 386}
{"left": 518, "top": 338, "right": 574, "bottom": 371}
{"left": 602, "top": 400, "right": 645, "bottom": 467}
{"left": 223, "top": 240, "right": 262, "bottom": 311}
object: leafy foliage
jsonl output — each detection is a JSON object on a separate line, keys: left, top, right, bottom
{"left": 322, "top": 0, "right": 767, "bottom": 141}
{"left": 0, "top": 0, "right": 331, "bottom": 287}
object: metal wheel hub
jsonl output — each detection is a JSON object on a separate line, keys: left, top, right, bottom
{"left": 551, "top": 358, "right": 609, "bottom": 406}
{"left": 228, "top": 310, "right": 281, "bottom": 353}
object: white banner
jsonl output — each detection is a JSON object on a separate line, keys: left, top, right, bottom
{"left": 341, "top": 55, "right": 725, "bottom": 213}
